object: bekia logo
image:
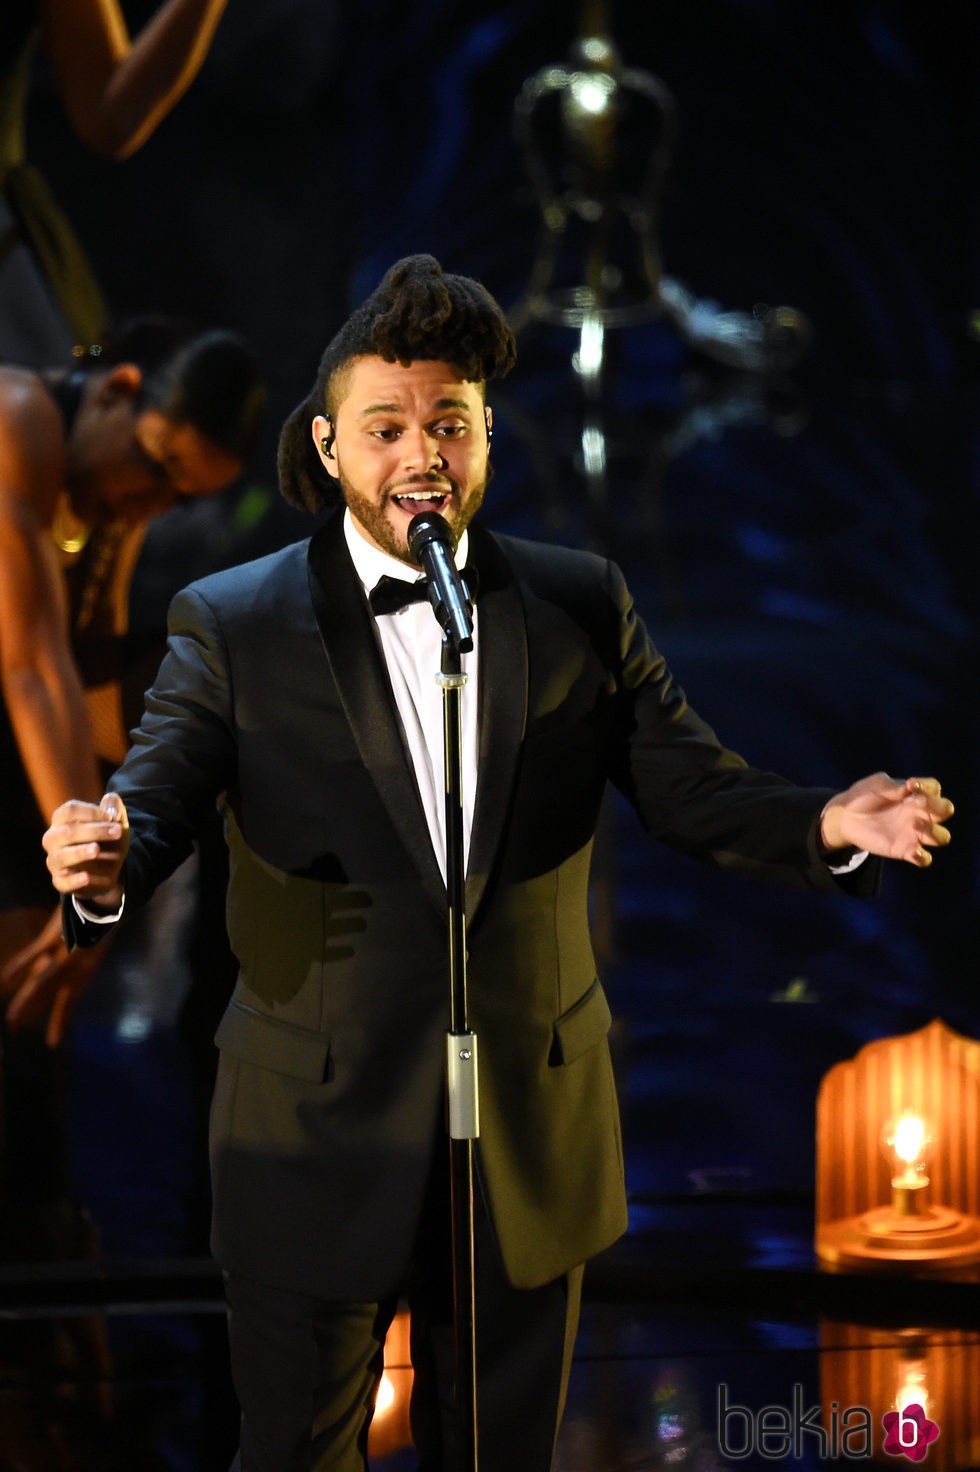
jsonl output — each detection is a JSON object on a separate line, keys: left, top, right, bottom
{"left": 881, "top": 1403, "right": 940, "bottom": 1462}
{"left": 717, "top": 1384, "right": 940, "bottom": 1463}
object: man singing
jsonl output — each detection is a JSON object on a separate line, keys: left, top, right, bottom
{"left": 40, "top": 255, "right": 953, "bottom": 1472}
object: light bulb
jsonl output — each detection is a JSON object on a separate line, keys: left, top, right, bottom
{"left": 882, "top": 1111, "right": 932, "bottom": 1190}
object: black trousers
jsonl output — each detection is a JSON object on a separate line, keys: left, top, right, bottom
{"left": 224, "top": 1154, "right": 583, "bottom": 1472}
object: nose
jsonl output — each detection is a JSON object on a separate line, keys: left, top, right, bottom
{"left": 400, "top": 426, "right": 444, "bottom": 473}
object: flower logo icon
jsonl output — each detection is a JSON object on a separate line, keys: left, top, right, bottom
{"left": 882, "top": 1403, "right": 940, "bottom": 1461}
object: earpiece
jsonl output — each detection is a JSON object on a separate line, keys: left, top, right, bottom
{"left": 320, "top": 417, "right": 335, "bottom": 458}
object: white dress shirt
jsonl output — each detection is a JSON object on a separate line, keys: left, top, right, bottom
{"left": 343, "top": 510, "right": 479, "bottom": 882}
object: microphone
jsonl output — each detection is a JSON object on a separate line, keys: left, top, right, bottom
{"left": 407, "top": 512, "right": 474, "bottom": 653}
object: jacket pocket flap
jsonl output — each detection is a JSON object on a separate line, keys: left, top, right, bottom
{"left": 551, "top": 979, "right": 612, "bottom": 1065}
{"left": 215, "top": 1002, "right": 331, "bottom": 1083}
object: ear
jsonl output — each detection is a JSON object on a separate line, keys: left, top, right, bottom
{"left": 312, "top": 414, "right": 338, "bottom": 478}
{"left": 484, "top": 406, "right": 493, "bottom": 445}
{"left": 95, "top": 362, "right": 143, "bottom": 405}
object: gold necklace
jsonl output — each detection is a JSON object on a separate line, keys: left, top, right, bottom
{"left": 51, "top": 495, "right": 91, "bottom": 555}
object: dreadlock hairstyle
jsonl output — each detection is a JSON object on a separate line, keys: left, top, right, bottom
{"left": 278, "top": 255, "right": 516, "bottom": 514}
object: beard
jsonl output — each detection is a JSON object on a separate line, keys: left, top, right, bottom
{"left": 337, "top": 463, "right": 488, "bottom": 566}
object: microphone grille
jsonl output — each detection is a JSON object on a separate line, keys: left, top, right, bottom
{"left": 407, "top": 511, "right": 455, "bottom": 560}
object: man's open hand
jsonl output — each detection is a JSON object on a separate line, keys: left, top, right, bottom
{"left": 820, "top": 774, "right": 953, "bottom": 867}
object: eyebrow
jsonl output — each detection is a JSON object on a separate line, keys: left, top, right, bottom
{"left": 357, "top": 397, "right": 472, "bottom": 417}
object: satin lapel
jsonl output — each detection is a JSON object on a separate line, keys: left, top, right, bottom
{"left": 307, "top": 514, "right": 448, "bottom": 916}
{"left": 465, "top": 525, "right": 528, "bottom": 926}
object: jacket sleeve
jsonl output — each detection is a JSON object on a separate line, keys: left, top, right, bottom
{"left": 102, "top": 583, "right": 238, "bottom": 915}
{"left": 602, "top": 559, "right": 881, "bottom": 895}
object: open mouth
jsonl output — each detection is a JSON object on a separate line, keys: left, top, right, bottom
{"left": 390, "top": 486, "right": 452, "bottom": 517}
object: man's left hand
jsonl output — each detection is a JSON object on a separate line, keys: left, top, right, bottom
{"left": 820, "top": 773, "right": 954, "bottom": 868}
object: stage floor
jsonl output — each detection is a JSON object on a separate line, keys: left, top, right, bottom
{"left": 3, "top": 1201, "right": 979, "bottom": 1471}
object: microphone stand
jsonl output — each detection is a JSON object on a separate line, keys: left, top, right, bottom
{"left": 437, "top": 626, "right": 479, "bottom": 1470}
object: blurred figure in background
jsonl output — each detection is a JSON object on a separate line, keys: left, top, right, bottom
{"left": 0, "top": 317, "right": 264, "bottom": 1023}
{"left": 0, "top": 321, "right": 263, "bottom": 1253}
{"left": 1, "top": 0, "right": 232, "bottom": 364}
{"left": 0, "top": 317, "right": 261, "bottom": 1465}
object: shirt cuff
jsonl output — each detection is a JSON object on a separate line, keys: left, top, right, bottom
{"left": 73, "top": 893, "right": 125, "bottom": 924}
{"left": 827, "top": 850, "right": 870, "bottom": 875}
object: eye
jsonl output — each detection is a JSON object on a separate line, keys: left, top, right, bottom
{"left": 433, "top": 421, "right": 467, "bottom": 438}
{"left": 369, "top": 426, "right": 402, "bottom": 441}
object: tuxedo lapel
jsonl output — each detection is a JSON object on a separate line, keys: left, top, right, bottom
{"left": 465, "top": 525, "right": 528, "bottom": 925}
{"left": 307, "top": 513, "right": 448, "bottom": 916}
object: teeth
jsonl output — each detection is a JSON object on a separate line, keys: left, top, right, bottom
{"left": 395, "top": 490, "right": 446, "bottom": 501}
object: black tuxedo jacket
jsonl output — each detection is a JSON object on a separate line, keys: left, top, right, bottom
{"left": 69, "top": 510, "right": 876, "bottom": 1298}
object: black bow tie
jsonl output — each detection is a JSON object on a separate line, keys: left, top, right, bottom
{"left": 369, "top": 566, "right": 478, "bottom": 619}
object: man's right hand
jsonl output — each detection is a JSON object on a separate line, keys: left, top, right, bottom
{"left": 43, "top": 794, "right": 129, "bottom": 909}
